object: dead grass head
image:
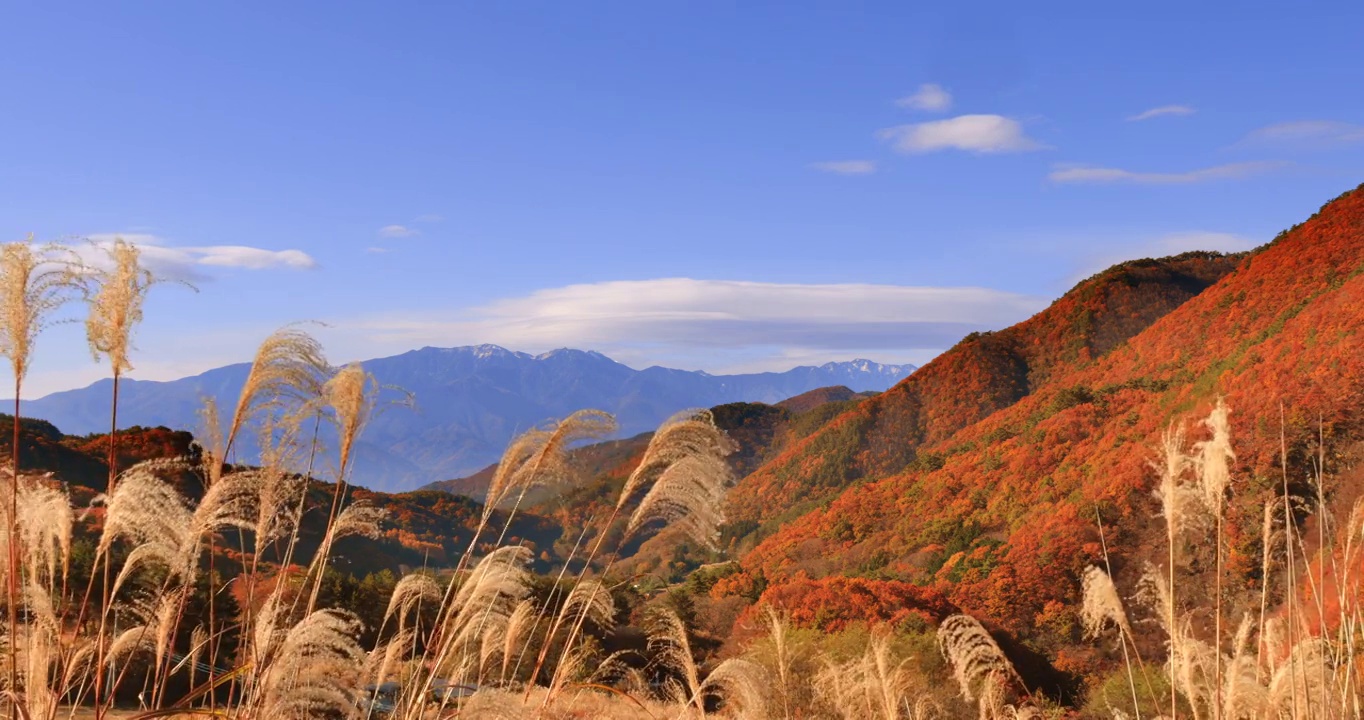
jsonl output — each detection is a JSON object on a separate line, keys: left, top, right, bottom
{"left": 84, "top": 236, "right": 158, "bottom": 376}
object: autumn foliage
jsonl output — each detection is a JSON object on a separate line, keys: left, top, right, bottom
{"left": 723, "top": 184, "right": 1364, "bottom": 648}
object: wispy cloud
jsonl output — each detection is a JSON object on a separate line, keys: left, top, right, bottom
{"left": 896, "top": 83, "right": 952, "bottom": 112}
{"left": 879, "top": 115, "right": 1047, "bottom": 154}
{"left": 83, "top": 233, "right": 316, "bottom": 280}
{"left": 1127, "top": 105, "right": 1196, "bottom": 121}
{"left": 330, "top": 278, "right": 1047, "bottom": 373}
{"left": 366, "top": 247, "right": 391, "bottom": 254}
{"left": 1048, "top": 161, "right": 1283, "bottom": 184}
{"left": 378, "top": 224, "right": 420, "bottom": 238}
{"left": 1240, "top": 120, "right": 1364, "bottom": 148}
{"left": 810, "top": 160, "right": 877, "bottom": 175}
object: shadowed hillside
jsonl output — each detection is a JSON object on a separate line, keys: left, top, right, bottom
{"left": 423, "top": 385, "right": 877, "bottom": 502}
{"left": 1, "top": 415, "right": 562, "bottom": 578}
{"left": 423, "top": 387, "right": 880, "bottom": 583}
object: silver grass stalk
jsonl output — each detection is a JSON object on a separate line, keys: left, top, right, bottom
{"left": 17, "top": 580, "right": 60, "bottom": 720}
{"left": 862, "top": 632, "right": 920, "bottom": 720}
{"left": 617, "top": 409, "right": 735, "bottom": 512}
{"left": 1153, "top": 422, "right": 1206, "bottom": 547}
{"left": 624, "top": 453, "right": 731, "bottom": 551}
{"left": 324, "top": 362, "right": 377, "bottom": 482}
{"left": 702, "top": 657, "right": 771, "bottom": 720}
{"left": 106, "top": 625, "right": 154, "bottom": 667}
{"left": 1194, "top": 398, "right": 1234, "bottom": 719}
{"left": 427, "top": 546, "right": 533, "bottom": 691}
{"left": 1082, "top": 565, "right": 1135, "bottom": 641}
{"left": 449, "top": 546, "right": 533, "bottom": 634}
{"left": 1220, "top": 614, "right": 1266, "bottom": 720}
{"left": 224, "top": 325, "right": 329, "bottom": 459}
{"left": 555, "top": 578, "right": 616, "bottom": 631}
{"left": 383, "top": 572, "right": 442, "bottom": 634}
{"left": 484, "top": 409, "right": 617, "bottom": 517}
{"left": 255, "top": 609, "right": 365, "bottom": 720}
{"left": 1257, "top": 501, "right": 1279, "bottom": 679}
{"left": 532, "top": 410, "right": 734, "bottom": 705}
{"left": 1171, "top": 618, "right": 1217, "bottom": 720}
{"left": 584, "top": 649, "right": 638, "bottom": 687}
{"left": 422, "top": 412, "right": 616, "bottom": 696}
{"left": 98, "top": 459, "right": 197, "bottom": 586}
{"left": 645, "top": 607, "right": 702, "bottom": 711}
{"left": 363, "top": 627, "right": 417, "bottom": 690}
{"left": 178, "top": 626, "right": 209, "bottom": 689}
{"left": 192, "top": 466, "right": 262, "bottom": 540}
{"left": 815, "top": 658, "right": 863, "bottom": 720}
{"left": 937, "top": 614, "right": 1023, "bottom": 704}
{"left": 251, "top": 586, "right": 292, "bottom": 670}
{"left": 239, "top": 405, "right": 310, "bottom": 630}
{"left": 1152, "top": 420, "right": 1197, "bottom": 720}
{"left": 0, "top": 238, "right": 81, "bottom": 710}
{"left": 499, "top": 598, "right": 536, "bottom": 683}
{"left": 765, "top": 605, "right": 798, "bottom": 718}
{"left": 0, "top": 472, "right": 73, "bottom": 591}
{"left": 308, "top": 363, "right": 381, "bottom": 620}
{"left": 483, "top": 429, "right": 552, "bottom": 516}
{"left": 1267, "top": 638, "right": 1333, "bottom": 719}
{"left": 304, "top": 501, "right": 386, "bottom": 616}
{"left": 1193, "top": 398, "right": 1234, "bottom": 515}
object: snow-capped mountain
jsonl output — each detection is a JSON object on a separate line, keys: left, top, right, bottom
{"left": 14, "top": 345, "right": 915, "bottom": 492}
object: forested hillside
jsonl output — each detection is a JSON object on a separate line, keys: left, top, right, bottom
{"left": 723, "top": 250, "right": 1244, "bottom": 545}
{"left": 714, "top": 185, "right": 1364, "bottom": 665}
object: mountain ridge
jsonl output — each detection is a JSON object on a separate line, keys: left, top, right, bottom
{"left": 722, "top": 249, "right": 1246, "bottom": 537}
{"left": 13, "top": 345, "right": 915, "bottom": 492}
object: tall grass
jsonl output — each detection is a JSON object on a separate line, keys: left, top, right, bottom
{"left": 82, "top": 237, "right": 178, "bottom": 720}
{"left": 0, "top": 238, "right": 80, "bottom": 718}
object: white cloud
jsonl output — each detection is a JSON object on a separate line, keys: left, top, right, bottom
{"left": 1241, "top": 120, "right": 1364, "bottom": 148}
{"left": 18, "top": 278, "right": 1046, "bottom": 395}
{"left": 193, "top": 246, "right": 315, "bottom": 269}
{"left": 366, "top": 247, "right": 392, "bottom": 254}
{"left": 82, "top": 233, "right": 316, "bottom": 280}
{"left": 879, "top": 115, "right": 1046, "bottom": 154}
{"left": 329, "top": 278, "right": 1047, "bottom": 373}
{"left": 1048, "top": 161, "right": 1283, "bottom": 184}
{"left": 896, "top": 84, "right": 952, "bottom": 112}
{"left": 1127, "top": 105, "right": 1196, "bottom": 121}
{"left": 378, "top": 224, "right": 420, "bottom": 238}
{"left": 810, "top": 160, "right": 877, "bottom": 175}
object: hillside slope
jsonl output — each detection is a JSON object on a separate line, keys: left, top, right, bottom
{"left": 0, "top": 414, "right": 562, "bottom": 578}
{"left": 724, "top": 251, "right": 1244, "bottom": 540}
{"left": 423, "top": 385, "right": 874, "bottom": 500}
{"left": 724, "top": 184, "right": 1364, "bottom": 649}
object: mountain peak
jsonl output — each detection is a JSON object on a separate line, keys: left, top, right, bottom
{"left": 816, "top": 359, "right": 912, "bottom": 375}
{"left": 534, "top": 347, "right": 613, "bottom": 362}
{"left": 17, "top": 345, "right": 914, "bottom": 491}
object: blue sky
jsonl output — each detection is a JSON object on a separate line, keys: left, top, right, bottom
{"left": 3, "top": 2, "right": 1362, "bottom": 396}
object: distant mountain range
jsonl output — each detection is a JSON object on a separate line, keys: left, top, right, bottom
{"left": 13, "top": 345, "right": 914, "bottom": 492}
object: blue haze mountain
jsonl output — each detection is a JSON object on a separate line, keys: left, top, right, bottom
{"left": 15, "top": 345, "right": 914, "bottom": 492}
